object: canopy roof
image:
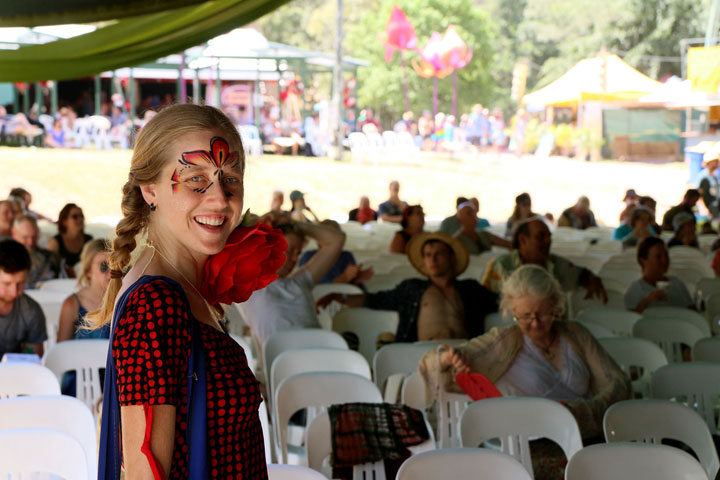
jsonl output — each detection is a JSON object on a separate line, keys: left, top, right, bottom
{"left": 0, "top": 0, "right": 292, "bottom": 82}
{"left": 523, "top": 53, "right": 663, "bottom": 107}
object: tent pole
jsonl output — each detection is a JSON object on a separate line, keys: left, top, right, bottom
{"left": 193, "top": 69, "right": 200, "bottom": 104}
{"left": 22, "top": 83, "right": 28, "bottom": 115}
{"left": 34, "top": 82, "right": 42, "bottom": 114}
{"left": 12, "top": 84, "right": 19, "bottom": 114}
{"left": 333, "top": 0, "right": 344, "bottom": 162}
{"left": 94, "top": 75, "right": 101, "bottom": 115}
{"left": 215, "top": 60, "right": 221, "bottom": 108}
{"left": 179, "top": 52, "right": 186, "bottom": 104}
{"left": 129, "top": 69, "right": 135, "bottom": 122}
{"left": 51, "top": 81, "right": 58, "bottom": 116}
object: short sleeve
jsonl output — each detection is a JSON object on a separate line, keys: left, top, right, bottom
{"left": 23, "top": 296, "right": 48, "bottom": 345}
{"left": 113, "top": 280, "right": 191, "bottom": 407}
{"left": 624, "top": 281, "right": 643, "bottom": 310}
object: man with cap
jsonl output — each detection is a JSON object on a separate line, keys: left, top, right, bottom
{"left": 661, "top": 189, "right": 700, "bottom": 231}
{"left": 618, "top": 189, "right": 639, "bottom": 225}
{"left": 482, "top": 216, "right": 607, "bottom": 302}
{"left": 696, "top": 144, "right": 720, "bottom": 218}
{"left": 558, "top": 196, "right": 597, "bottom": 230}
{"left": 377, "top": 180, "right": 408, "bottom": 223}
{"left": 316, "top": 232, "right": 498, "bottom": 342}
{"left": 445, "top": 201, "right": 511, "bottom": 254}
{"left": 289, "top": 189, "right": 319, "bottom": 223}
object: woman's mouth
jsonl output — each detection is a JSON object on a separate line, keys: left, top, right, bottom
{"left": 195, "top": 215, "right": 226, "bottom": 229}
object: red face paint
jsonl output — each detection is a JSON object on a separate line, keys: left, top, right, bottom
{"left": 172, "top": 136, "right": 242, "bottom": 197}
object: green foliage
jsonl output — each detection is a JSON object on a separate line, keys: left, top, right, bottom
{"left": 345, "top": 0, "right": 496, "bottom": 125}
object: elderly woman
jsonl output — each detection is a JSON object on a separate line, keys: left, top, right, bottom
{"left": 420, "top": 265, "right": 630, "bottom": 444}
{"left": 625, "top": 236, "right": 694, "bottom": 313}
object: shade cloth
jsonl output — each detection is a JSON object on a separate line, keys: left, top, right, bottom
{"left": 0, "top": 0, "right": 291, "bottom": 82}
{"left": 523, "top": 53, "right": 663, "bottom": 107}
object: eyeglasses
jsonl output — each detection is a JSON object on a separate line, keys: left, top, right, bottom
{"left": 513, "top": 312, "right": 557, "bottom": 324}
{"left": 99, "top": 262, "right": 109, "bottom": 273}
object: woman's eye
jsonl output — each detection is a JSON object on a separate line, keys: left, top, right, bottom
{"left": 223, "top": 177, "right": 238, "bottom": 184}
{"left": 190, "top": 176, "right": 203, "bottom": 182}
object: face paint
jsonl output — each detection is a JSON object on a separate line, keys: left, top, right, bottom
{"left": 172, "top": 136, "right": 243, "bottom": 197}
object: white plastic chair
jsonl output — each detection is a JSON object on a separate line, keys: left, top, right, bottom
{"left": 238, "top": 125, "right": 263, "bottom": 156}
{"left": 259, "top": 400, "right": 274, "bottom": 463}
{"left": 575, "top": 308, "right": 641, "bottom": 336}
{"left": 262, "top": 329, "right": 348, "bottom": 386}
{"left": 569, "top": 289, "right": 629, "bottom": 320}
{"left": 401, "top": 371, "right": 427, "bottom": 411}
{"left": 651, "top": 362, "right": 720, "bottom": 434}
{"left": 38, "top": 278, "right": 79, "bottom": 294}
{"left": 274, "top": 372, "right": 382, "bottom": 464}
{"left": 598, "top": 337, "right": 667, "bottom": 398}
{"left": 704, "top": 292, "right": 720, "bottom": 335}
{"left": 332, "top": 308, "right": 399, "bottom": 366}
{"left": 395, "top": 448, "right": 532, "bottom": 480}
{"left": 459, "top": 397, "right": 583, "bottom": 478}
{"left": 24, "top": 289, "right": 65, "bottom": 351}
{"left": 311, "top": 283, "right": 364, "bottom": 300}
{"left": 267, "top": 464, "right": 328, "bottom": 479}
{"left": 632, "top": 317, "right": 706, "bottom": 363}
{"left": 603, "top": 399, "right": 719, "bottom": 479}
{"left": 484, "top": 311, "right": 514, "bottom": 332}
{"left": 0, "top": 428, "right": 89, "bottom": 480}
{"left": 576, "top": 320, "right": 617, "bottom": 339}
{"left": 0, "top": 395, "right": 97, "bottom": 478}
{"left": 307, "top": 410, "right": 435, "bottom": 480}
{"left": 565, "top": 442, "right": 708, "bottom": 480}
{"left": 43, "top": 339, "right": 109, "bottom": 412}
{"left": 88, "top": 115, "right": 112, "bottom": 150}
{"left": 373, "top": 343, "right": 433, "bottom": 402}
{"left": 643, "top": 307, "right": 711, "bottom": 336}
{"left": 693, "top": 337, "right": 720, "bottom": 362}
{"left": 437, "top": 389, "right": 472, "bottom": 449}
{"left": 348, "top": 132, "right": 369, "bottom": 154}
{"left": 0, "top": 362, "right": 60, "bottom": 398}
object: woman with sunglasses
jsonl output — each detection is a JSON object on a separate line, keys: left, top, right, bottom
{"left": 46, "top": 203, "right": 92, "bottom": 277}
{"left": 57, "top": 238, "right": 111, "bottom": 343}
{"left": 420, "top": 265, "right": 629, "bottom": 477}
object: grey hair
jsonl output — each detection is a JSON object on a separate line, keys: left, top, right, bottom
{"left": 499, "top": 264, "right": 566, "bottom": 318}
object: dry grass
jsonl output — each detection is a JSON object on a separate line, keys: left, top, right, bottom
{"left": 2, "top": 146, "right": 689, "bottom": 227}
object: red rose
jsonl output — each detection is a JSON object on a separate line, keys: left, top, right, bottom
{"left": 201, "top": 223, "right": 287, "bottom": 305}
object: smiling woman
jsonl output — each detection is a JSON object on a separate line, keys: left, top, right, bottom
{"left": 87, "top": 104, "right": 271, "bottom": 480}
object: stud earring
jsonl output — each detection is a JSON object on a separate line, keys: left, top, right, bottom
{"left": 149, "top": 203, "right": 156, "bottom": 211}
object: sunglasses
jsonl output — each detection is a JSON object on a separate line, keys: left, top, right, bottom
{"left": 99, "top": 262, "right": 109, "bottom": 273}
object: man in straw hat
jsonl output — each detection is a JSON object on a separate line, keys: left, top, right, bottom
{"left": 315, "top": 232, "right": 498, "bottom": 342}
{"left": 697, "top": 143, "right": 720, "bottom": 218}
{"left": 482, "top": 216, "right": 607, "bottom": 302}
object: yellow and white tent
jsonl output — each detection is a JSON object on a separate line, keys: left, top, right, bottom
{"left": 523, "top": 53, "right": 663, "bottom": 107}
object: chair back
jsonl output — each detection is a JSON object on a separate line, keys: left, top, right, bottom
{"left": 259, "top": 400, "right": 274, "bottom": 464}
{"left": 395, "top": 448, "right": 532, "bottom": 480}
{"left": 598, "top": 337, "right": 668, "bottom": 398}
{"left": 312, "top": 283, "right": 364, "bottom": 300}
{"left": 373, "top": 343, "right": 433, "bottom": 401}
{"left": 24, "top": 289, "right": 65, "bottom": 351}
{"left": 332, "top": 308, "right": 399, "bottom": 365}
{"left": 267, "top": 464, "right": 329, "bottom": 480}
{"left": 263, "top": 329, "right": 347, "bottom": 383}
{"left": 274, "top": 372, "right": 381, "bottom": 464}
{"left": 459, "top": 396, "right": 583, "bottom": 478}
{"left": 43, "top": 339, "right": 109, "bottom": 411}
{"left": 692, "top": 337, "right": 720, "bottom": 362}
{"left": 575, "top": 308, "right": 641, "bottom": 336}
{"left": 651, "top": 362, "right": 720, "bottom": 434}
{"left": 0, "top": 428, "right": 89, "bottom": 480}
{"left": 484, "top": 312, "right": 513, "bottom": 332}
{"left": 38, "top": 278, "right": 79, "bottom": 294}
{"left": 0, "top": 395, "right": 97, "bottom": 478}
{"left": 565, "top": 443, "right": 708, "bottom": 480}
{"left": 632, "top": 317, "right": 706, "bottom": 363}
{"left": 576, "top": 320, "right": 617, "bottom": 339}
{"left": 643, "top": 307, "right": 711, "bottom": 336}
{"left": 603, "top": 399, "right": 719, "bottom": 479}
{"left": 0, "top": 363, "right": 60, "bottom": 398}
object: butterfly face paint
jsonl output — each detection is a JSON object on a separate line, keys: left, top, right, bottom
{"left": 171, "top": 136, "right": 243, "bottom": 198}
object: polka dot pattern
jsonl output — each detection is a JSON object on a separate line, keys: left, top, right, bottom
{"left": 113, "top": 279, "right": 267, "bottom": 478}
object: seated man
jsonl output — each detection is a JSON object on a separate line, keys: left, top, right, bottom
{"left": 449, "top": 202, "right": 510, "bottom": 255}
{"left": 661, "top": 189, "right": 699, "bottom": 231}
{"left": 482, "top": 216, "right": 606, "bottom": 301}
{"left": 377, "top": 180, "right": 408, "bottom": 223}
{"left": 667, "top": 212, "right": 699, "bottom": 249}
{"left": 0, "top": 200, "right": 15, "bottom": 238}
{"left": 298, "top": 220, "right": 373, "bottom": 287}
{"left": 348, "top": 196, "right": 377, "bottom": 224}
{"left": 316, "top": 232, "right": 498, "bottom": 342}
{"left": 238, "top": 221, "right": 345, "bottom": 347}
{"left": 440, "top": 196, "right": 491, "bottom": 233}
{"left": 11, "top": 215, "right": 60, "bottom": 288}
{"left": 0, "top": 239, "right": 47, "bottom": 358}
{"left": 558, "top": 196, "right": 597, "bottom": 230}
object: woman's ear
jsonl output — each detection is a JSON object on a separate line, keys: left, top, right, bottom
{"left": 139, "top": 183, "right": 158, "bottom": 208}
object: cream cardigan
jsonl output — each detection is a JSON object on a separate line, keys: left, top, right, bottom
{"left": 418, "top": 322, "right": 631, "bottom": 439}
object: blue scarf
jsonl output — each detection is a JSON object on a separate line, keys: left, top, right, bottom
{"left": 98, "top": 275, "right": 209, "bottom": 479}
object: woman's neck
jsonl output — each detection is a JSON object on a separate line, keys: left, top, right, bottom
{"left": 147, "top": 232, "right": 206, "bottom": 287}
{"left": 63, "top": 230, "right": 83, "bottom": 240}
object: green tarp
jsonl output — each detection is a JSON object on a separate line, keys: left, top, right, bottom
{"left": 0, "top": 0, "right": 208, "bottom": 27}
{"left": 0, "top": 0, "right": 291, "bottom": 82}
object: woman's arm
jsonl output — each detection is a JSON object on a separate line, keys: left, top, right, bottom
{"left": 57, "top": 295, "right": 79, "bottom": 342}
{"left": 389, "top": 232, "right": 406, "bottom": 253}
{"left": 121, "top": 405, "right": 177, "bottom": 479}
{"left": 46, "top": 236, "right": 59, "bottom": 253}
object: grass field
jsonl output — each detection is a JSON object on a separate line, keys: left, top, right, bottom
{"left": 2, "top": 146, "right": 690, "bottom": 228}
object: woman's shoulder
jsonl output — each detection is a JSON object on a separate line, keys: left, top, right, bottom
{"left": 120, "top": 276, "right": 191, "bottom": 316}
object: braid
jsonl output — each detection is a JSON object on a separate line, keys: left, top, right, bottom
{"left": 85, "top": 180, "right": 148, "bottom": 328}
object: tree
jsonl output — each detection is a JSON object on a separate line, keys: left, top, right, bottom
{"left": 345, "top": 0, "right": 496, "bottom": 126}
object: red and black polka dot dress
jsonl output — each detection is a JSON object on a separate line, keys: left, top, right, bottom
{"left": 113, "top": 278, "right": 268, "bottom": 479}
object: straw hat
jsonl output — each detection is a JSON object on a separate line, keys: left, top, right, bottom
{"left": 406, "top": 232, "right": 469, "bottom": 277}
